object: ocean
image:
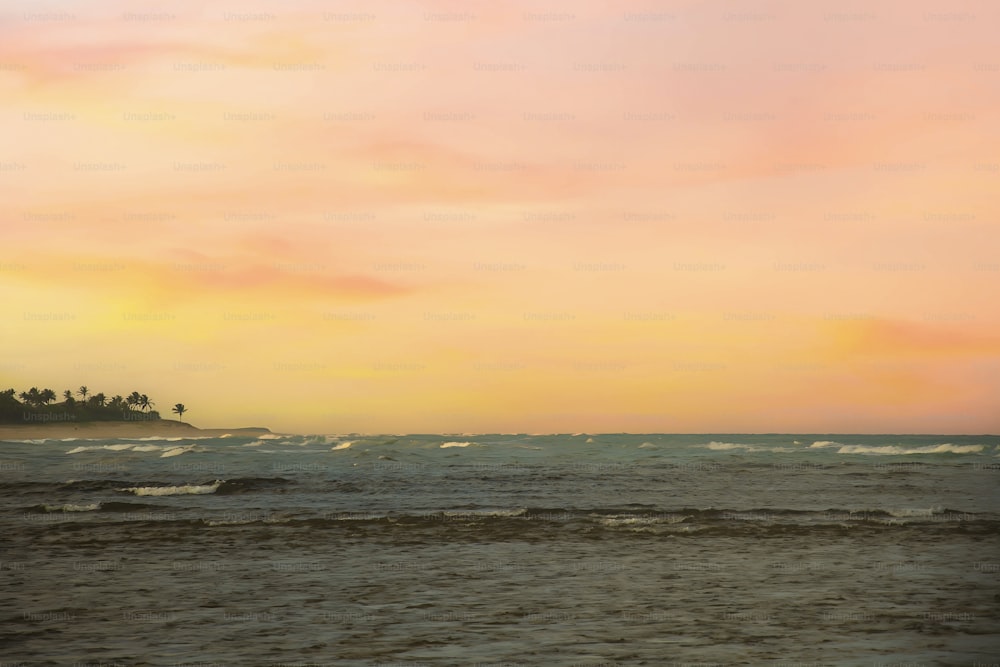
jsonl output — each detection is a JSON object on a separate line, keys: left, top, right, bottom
{"left": 2, "top": 433, "right": 998, "bottom": 666}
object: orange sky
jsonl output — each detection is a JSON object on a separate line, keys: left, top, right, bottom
{"left": 1, "top": 0, "right": 998, "bottom": 433}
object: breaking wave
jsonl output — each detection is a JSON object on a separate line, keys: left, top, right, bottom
{"left": 837, "top": 444, "right": 984, "bottom": 456}
{"left": 704, "top": 442, "right": 795, "bottom": 453}
{"left": 114, "top": 477, "right": 293, "bottom": 497}
{"left": 119, "top": 482, "right": 222, "bottom": 496}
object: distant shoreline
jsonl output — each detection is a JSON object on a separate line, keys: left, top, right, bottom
{"left": 0, "top": 420, "right": 272, "bottom": 441}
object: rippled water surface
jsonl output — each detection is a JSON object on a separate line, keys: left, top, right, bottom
{"left": 2, "top": 433, "right": 999, "bottom": 665}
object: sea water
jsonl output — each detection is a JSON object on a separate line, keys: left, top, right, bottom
{"left": 2, "top": 433, "right": 998, "bottom": 665}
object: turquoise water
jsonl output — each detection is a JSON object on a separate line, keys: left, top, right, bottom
{"left": 2, "top": 433, "right": 999, "bottom": 664}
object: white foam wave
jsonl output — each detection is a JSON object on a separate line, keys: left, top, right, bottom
{"left": 927, "top": 443, "right": 982, "bottom": 454}
{"left": 331, "top": 442, "right": 353, "bottom": 451}
{"left": 585, "top": 438, "right": 595, "bottom": 443}
{"left": 256, "top": 434, "right": 284, "bottom": 440}
{"left": 704, "top": 442, "right": 794, "bottom": 453}
{"left": 120, "top": 482, "right": 221, "bottom": 496}
{"left": 9, "top": 436, "right": 206, "bottom": 445}
{"left": 44, "top": 503, "right": 100, "bottom": 512}
{"left": 837, "top": 444, "right": 984, "bottom": 456}
{"left": 441, "top": 441, "right": 474, "bottom": 448}
{"left": 639, "top": 442, "right": 657, "bottom": 449}
{"left": 68, "top": 443, "right": 166, "bottom": 454}
{"left": 887, "top": 507, "right": 944, "bottom": 518}
{"left": 599, "top": 514, "right": 688, "bottom": 527}
{"left": 160, "top": 445, "right": 196, "bottom": 458}
{"left": 204, "top": 517, "right": 289, "bottom": 526}
{"left": 810, "top": 441, "right": 842, "bottom": 448}
{"left": 705, "top": 441, "right": 746, "bottom": 450}
{"left": 442, "top": 509, "right": 527, "bottom": 518}
{"left": 4, "top": 438, "right": 44, "bottom": 445}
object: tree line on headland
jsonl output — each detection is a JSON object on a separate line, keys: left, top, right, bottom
{"left": 0, "top": 386, "right": 187, "bottom": 424}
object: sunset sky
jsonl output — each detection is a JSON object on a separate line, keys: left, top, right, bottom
{"left": 1, "top": 0, "right": 998, "bottom": 434}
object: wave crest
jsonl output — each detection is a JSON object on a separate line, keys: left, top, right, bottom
{"left": 705, "top": 442, "right": 794, "bottom": 453}
{"left": 837, "top": 444, "right": 984, "bottom": 456}
{"left": 119, "top": 482, "right": 221, "bottom": 496}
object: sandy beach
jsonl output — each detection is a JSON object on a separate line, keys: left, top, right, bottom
{"left": 0, "top": 420, "right": 271, "bottom": 441}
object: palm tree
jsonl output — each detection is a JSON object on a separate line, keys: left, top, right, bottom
{"left": 126, "top": 392, "right": 142, "bottom": 411}
{"left": 40, "top": 388, "right": 56, "bottom": 405}
{"left": 139, "top": 394, "right": 153, "bottom": 412}
{"left": 20, "top": 387, "right": 41, "bottom": 407}
{"left": 110, "top": 395, "right": 124, "bottom": 409}
{"left": 172, "top": 403, "right": 187, "bottom": 421}
{"left": 63, "top": 390, "right": 73, "bottom": 401}
{"left": 90, "top": 393, "right": 106, "bottom": 407}
{"left": 78, "top": 386, "right": 89, "bottom": 402}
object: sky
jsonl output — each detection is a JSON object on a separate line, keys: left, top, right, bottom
{"left": 1, "top": 0, "right": 998, "bottom": 434}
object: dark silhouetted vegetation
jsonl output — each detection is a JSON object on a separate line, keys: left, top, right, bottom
{"left": 0, "top": 386, "right": 187, "bottom": 424}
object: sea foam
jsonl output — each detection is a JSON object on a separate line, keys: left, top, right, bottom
{"left": 43, "top": 503, "right": 101, "bottom": 512}
{"left": 837, "top": 444, "right": 984, "bottom": 456}
{"left": 160, "top": 445, "right": 197, "bottom": 458}
{"left": 68, "top": 443, "right": 161, "bottom": 454}
{"left": 704, "top": 441, "right": 795, "bottom": 453}
{"left": 119, "top": 482, "right": 221, "bottom": 496}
